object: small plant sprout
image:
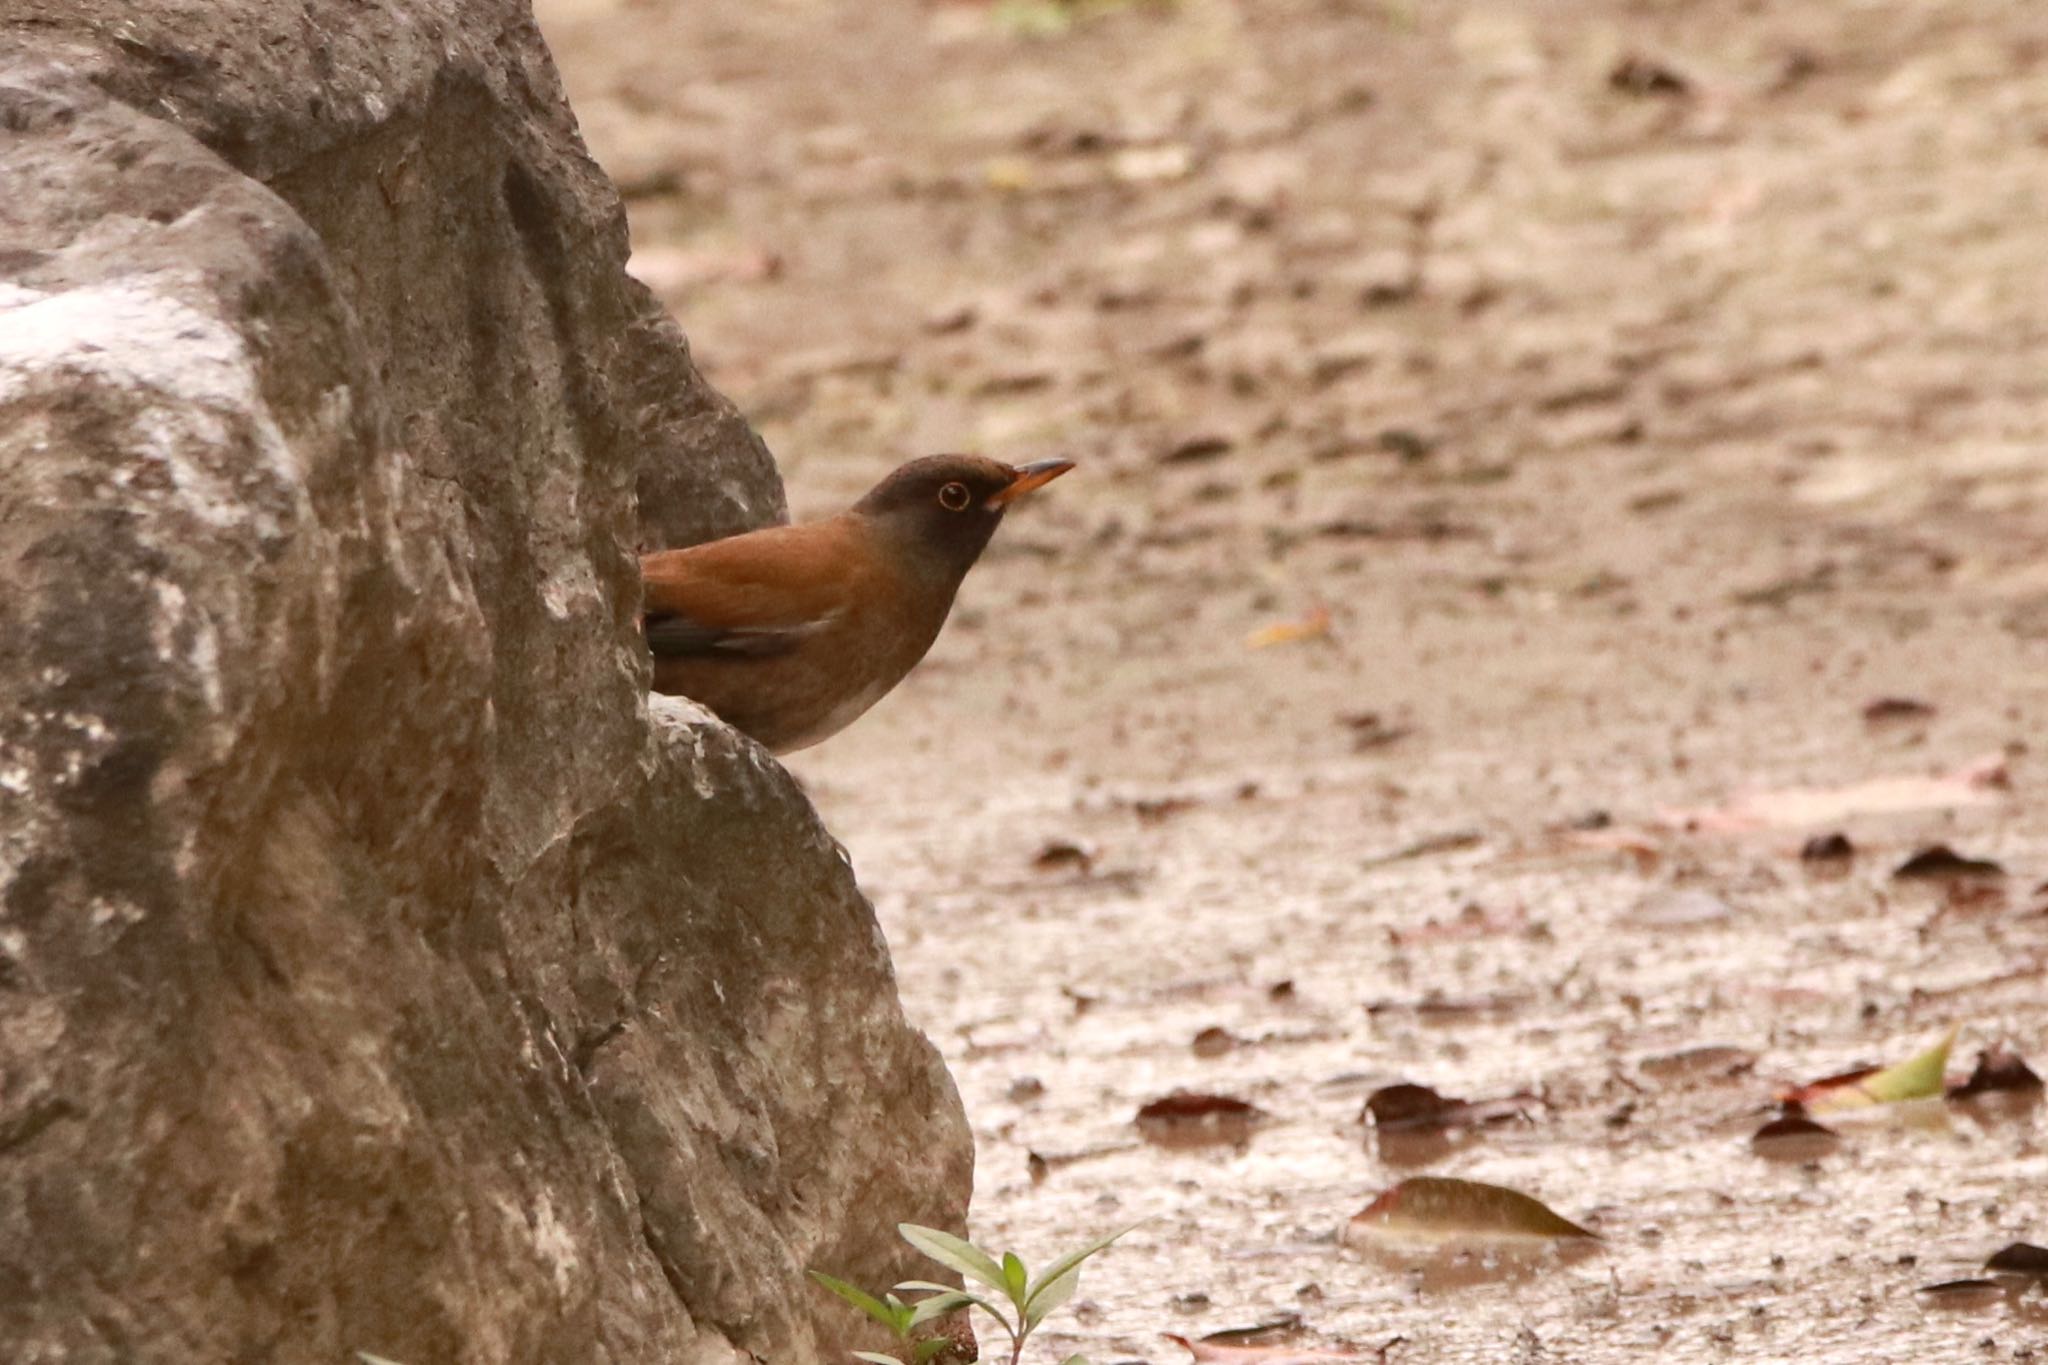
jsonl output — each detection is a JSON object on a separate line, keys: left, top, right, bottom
{"left": 811, "top": 1221, "right": 1137, "bottom": 1365}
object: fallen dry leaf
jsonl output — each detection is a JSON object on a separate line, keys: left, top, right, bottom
{"left": 1362, "top": 828, "right": 1484, "bottom": 868}
{"left": 1658, "top": 754, "right": 2007, "bottom": 832}
{"left": 1864, "top": 696, "right": 1936, "bottom": 724}
{"left": 1365, "top": 1087, "right": 1533, "bottom": 1167}
{"left": 1788, "top": 1027, "right": 1957, "bottom": 1114}
{"left": 1893, "top": 845, "right": 2006, "bottom": 882}
{"left": 1343, "top": 1176, "right": 1598, "bottom": 1250}
{"left": 1949, "top": 1047, "right": 2044, "bottom": 1099}
{"left": 1136, "top": 1091, "right": 1266, "bottom": 1148}
{"left": 1362, "top": 1083, "right": 1534, "bottom": 1134}
{"left": 1800, "top": 832, "right": 1855, "bottom": 863}
{"left": 1364, "top": 990, "right": 1530, "bottom": 1021}
{"left": 1129, "top": 793, "right": 1201, "bottom": 823}
{"left": 1031, "top": 840, "right": 1094, "bottom": 873}
{"left": 1986, "top": 1243, "right": 2048, "bottom": 1276}
{"left": 1246, "top": 605, "right": 1332, "bottom": 650}
{"left": 1159, "top": 433, "right": 1236, "bottom": 464}
{"left": 1338, "top": 711, "right": 1413, "bottom": 751}
{"left": 1162, "top": 1334, "right": 1379, "bottom": 1363}
{"left": 1638, "top": 1044, "right": 1757, "bottom": 1083}
{"left": 1916, "top": 1279, "right": 2005, "bottom": 1310}
{"left": 1751, "top": 1114, "right": 1841, "bottom": 1161}
{"left": 1610, "top": 52, "right": 1692, "bottom": 95}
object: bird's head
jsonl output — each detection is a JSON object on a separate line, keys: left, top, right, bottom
{"left": 853, "top": 453, "right": 1074, "bottom": 582}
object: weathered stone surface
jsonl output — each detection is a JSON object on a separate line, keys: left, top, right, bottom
{"left": 0, "top": 7, "right": 968, "bottom": 1363}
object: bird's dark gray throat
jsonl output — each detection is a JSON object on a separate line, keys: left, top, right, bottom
{"left": 855, "top": 453, "right": 1025, "bottom": 584}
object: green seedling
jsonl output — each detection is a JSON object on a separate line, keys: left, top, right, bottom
{"left": 812, "top": 1221, "right": 1136, "bottom": 1365}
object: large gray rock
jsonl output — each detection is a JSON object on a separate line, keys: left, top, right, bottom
{"left": 0, "top": 6, "right": 970, "bottom": 1363}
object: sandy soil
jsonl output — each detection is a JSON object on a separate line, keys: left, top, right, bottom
{"left": 536, "top": 1, "right": 2048, "bottom": 1359}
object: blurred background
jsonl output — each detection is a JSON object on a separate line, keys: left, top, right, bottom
{"left": 537, "top": 1, "right": 2048, "bottom": 1359}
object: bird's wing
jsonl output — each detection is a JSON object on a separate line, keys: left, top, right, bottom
{"left": 639, "top": 521, "right": 859, "bottom": 661}
{"left": 642, "top": 614, "right": 830, "bottom": 658}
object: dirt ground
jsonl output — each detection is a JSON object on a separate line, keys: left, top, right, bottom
{"left": 535, "top": 1, "right": 2048, "bottom": 1359}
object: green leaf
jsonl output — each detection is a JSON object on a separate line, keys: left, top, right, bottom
{"left": 1847, "top": 1026, "right": 1958, "bottom": 1108}
{"left": 912, "top": 1340, "right": 952, "bottom": 1365}
{"left": 1001, "top": 1250, "right": 1029, "bottom": 1307}
{"left": 913, "top": 1293, "right": 1007, "bottom": 1334}
{"left": 1059, "top": 1356, "right": 1092, "bottom": 1365}
{"left": 357, "top": 1355, "right": 408, "bottom": 1365}
{"left": 907, "top": 1291, "right": 980, "bottom": 1329}
{"left": 899, "top": 1225, "right": 1009, "bottom": 1295}
{"left": 810, "top": 1272, "right": 893, "bottom": 1327}
{"left": 892, "top": 1281, "right": 963, "bottom": 1295}
{"left": 852, "top": 1353, "right": 907, "bottom": 1365}
{"left": 1024, "top": 1264, "right": 1081, "bottom": 1329}
{"left": 1023, "top": 1223, "right": 1140, "bottom": 1309}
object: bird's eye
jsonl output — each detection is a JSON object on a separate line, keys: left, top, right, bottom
{"left": 937, "top": 481, "right": 971, "bottom": 511}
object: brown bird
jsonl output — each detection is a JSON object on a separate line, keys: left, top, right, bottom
{"left": 639, "top": 454, "right": 1074, "bottom": 753}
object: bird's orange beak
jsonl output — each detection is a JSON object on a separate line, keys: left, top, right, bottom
{"left": 987, "top": 458, "right": 1076, "bottom": 507}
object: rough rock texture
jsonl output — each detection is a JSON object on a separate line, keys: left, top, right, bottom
{"left": 0, "top": 6, "right": 970, "bottom": 1363}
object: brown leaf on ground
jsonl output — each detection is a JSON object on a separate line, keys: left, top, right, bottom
{"left": 1638, "top": 1045, "right": 1757, "bottom": 1083}
{"left": 1362, "top": 1082, "right": 1534, "bottom": 1133}
{"left": 1365, "top": 991, "right": 1530, "bottom": 1021}
{"left": 1864, "top": 696, "right": 1936, "bottom": 723}
{"left": 1160, "top": 432, "right": 1237, "bottom": 464}
{"left": 1343, "top": 1176, "right": 1598, "bottom": 1250}
{"left": 1136, "top": 1091, "right": 1266, "bottom": 1148}
{"left": 1343, "top": 712, "right": 1409, "bottom": 753}
{"left": 1609, "top": 53, "right": 1692, "bottom": 96}
{"left": 1800, "top": 832, "right": 1855, "bottom": 863}
{"left": 1948, "top": 1047, "right": 2043, "bottom": 1099}
{"left": 1362, "top": 828, "right": 1484, "bottom": 868}
{"left": 1986, "top": 1243, "right": 2048, "bottom": 1276}
{"left": 1129, "top": 793, "right": 1202, "bottom": 823}
{"left": 1180, "top": 1314, "right": 1303, "bottom": 1346}
{"left": 1916, "top": 1279, "right": 2005, "bottom": 1310}
{"left": 1338, "top": 711, "right": 1413, "bottom": 751}
{"left": 1751, "top": 1114, "right": 1841, "bottom": 1161}
{"left": 1893, "top": 845, "right": 2006, "bottom": 882}
{"left": 1032, "top": 840, "right": 1095, "bottom": 873}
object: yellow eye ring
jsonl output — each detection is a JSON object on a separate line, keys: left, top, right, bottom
{"left": 938, "top": 481, "right": 971, "bottom": 511}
